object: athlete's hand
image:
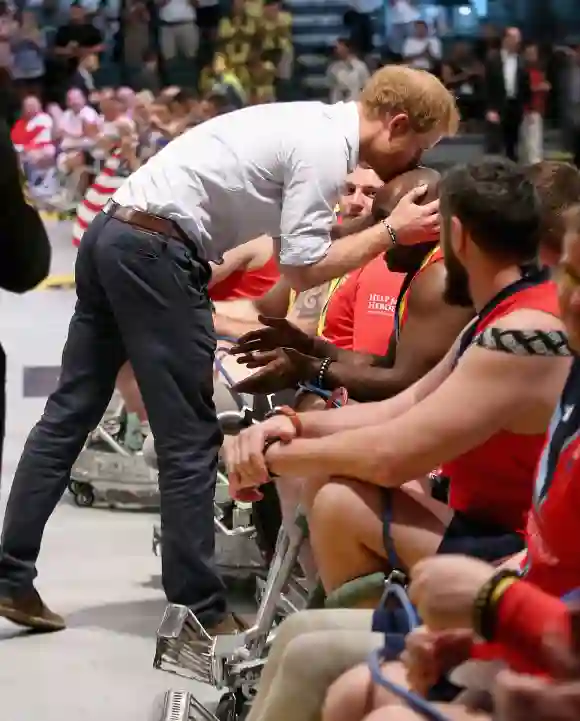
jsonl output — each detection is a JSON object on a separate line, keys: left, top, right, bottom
{"left": 409, "top": 555, "right": 496, "bottom": 631}
{"left": 230, "top": 316, "right": 314, "bottom": 358}
{"left": 232, "top": 347, "right": 318, "bottom": 394}
{"left": 222, "top": 415, "right": 296, "bottom": 499}
{"left": 494, "top": 604, "right": 580, "bottom": 721}
{"left": 402, "top": 626, "right": 474, "bottom": 696}
{"left": 495, "top": 672, "right": 580, "bottom": 721}
{"left": 386, "top": 185, "right": 440, "bottom": 246}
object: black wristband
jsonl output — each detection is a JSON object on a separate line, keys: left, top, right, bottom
{"left": 472, "top": 569, "right": 520, "bottom": 641}
{"left": 263, "top": 436, "right": 281, "bottom": 478}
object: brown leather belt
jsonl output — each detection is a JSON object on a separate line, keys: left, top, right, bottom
{"left": 108, "top": 202, "right": 186, "bottom": 242}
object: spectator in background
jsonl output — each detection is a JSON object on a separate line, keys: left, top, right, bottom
{"left": 122, "top": 0, "right": 151, "bottom": 85}
{"left": 196, "top": 0, "right": 221, "bottom": 71}
{"left": 327, "top": 37, "right": 370, "bottom": 104}
{"left": 560, "top": 44, "right": 580, "bottom": 169}
{"left": 484, "top": 26, "right": 530, "bottom": 161}
{"left": 11, "top": 94, "right": 57, "bottom": 199}
{"left": 92, "top": 90, "right": 134, "bottom": 160}
{"left": 441, "top": 40, "right": 484, "bottom": 129}
{"left": 11, "top": 11, "right": 46, "bottom": 100}
{"left": 156, "top": 0, "right": 198, "bottom": 75}
{"left": 11, "top": 94, "right": 54, "bottom": 158}
{"left": 135, "top": 50, "right": 161, "bottom": 93}
{"left": 55, "top": 87, "right": 100, "bottom": 192}
{"left": 198, "top": 89, "right": 233, "bottom": 119}
{"left": 343, "top": 0, "right": 380, "bottom": 57}
{"left": 69, "top": 51, "right": 99, "bottom": 96}
{"left": 259, "top": 0, "right": 293, "bottom": 100}
{"left": 199, "top": 51, "right": 245, "bottom": 108}
{"left": 521, "top": 43, "right": 550, "bottom": 164}
{"left": 217, "top": 0, "right": 258, "bottom": 72}
{"left": 0, "top": 1, "right": 16, "bottom": 71}
{"left": 385, "top": 0, "right": 420, "bottom": 57}
{"left": 245, "top": 46, "right": 276, "bottom": 103}
{"left": 474, "top": 21, "right": 501, "bottom": 63}
{"left": 51, "top": 2, "right": 104, "bottom": 102}
{"left": 402, "top": 20, "right": 441, "bottom": 74}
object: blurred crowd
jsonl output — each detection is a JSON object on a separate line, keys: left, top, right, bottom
{"left": 329, "top": 15, "right": 580, "bottom": 169}
{"left": 5, "top": 0, "right": 580, "bottom": 219}
{"left": 1, "top": 0, "right": 295, "bottom": 213}
{"left": 0, "top": 0, "right": 294, "bottom": 118}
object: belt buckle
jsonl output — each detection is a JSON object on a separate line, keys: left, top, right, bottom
{"left": 103, "top": 199, "right": 117, "bottom": 215}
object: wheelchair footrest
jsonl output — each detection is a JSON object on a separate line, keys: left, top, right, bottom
{"left": 154, "top": 604, "right": 217, "bottom": 686}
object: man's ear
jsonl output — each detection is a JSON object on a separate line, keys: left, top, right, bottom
{"left": 388, "top": 113, "right": 411, "bottom": 138}
{"left": 450, "top": 216, "right": 465, "bottom": 256}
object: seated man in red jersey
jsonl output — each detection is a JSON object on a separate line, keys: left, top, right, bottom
{"left": 224, "top": 158, "right": 571, "bottom": 601}
{"left": 318, "top": 200, "right": 580, "bottom": 721}
{"left": 225, "top": 162, "right": 580, "bottom": 721}
{"left": 231, "top": 167, "right": 474, "bottom": 403}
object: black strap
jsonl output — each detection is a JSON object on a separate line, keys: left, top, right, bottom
{"left": 475, "top": 328, "right": 571, "bottom": 356}
{"left": 393, "top": 270, "right": 415, "bottom": 342}
{"left": 456, "top": 266, "right": 551, "bottom": 362}
{"left": 536, "top": 357, "right": 580, "bottom": 503}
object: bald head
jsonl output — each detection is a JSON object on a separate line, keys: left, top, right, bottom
{"left": 331, "top": 167, "right": 440, "bottom": 241}
{"left": 372, "top": 167, "right": 441, "bottom": 220}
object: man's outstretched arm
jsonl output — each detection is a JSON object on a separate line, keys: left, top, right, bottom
{"left": 265, "top": 315, "right": 570, "bottom": 484}
{"left": 313, "top": 266, "right": 474, "bottom": 401}
{"left": 0, "top": 121, "right": 51, "bottom": 293}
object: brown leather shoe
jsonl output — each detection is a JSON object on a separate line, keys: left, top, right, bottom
{"left": 206, "top": 612, "right": 247, "bottom": 636}
{"left": 0, "top": 587, "right": 65, "bottom": 632}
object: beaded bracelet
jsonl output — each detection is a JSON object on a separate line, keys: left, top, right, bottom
{"left": 382, "top": 220, "right": 398, "bottom": 246}
{"left": 317, "top": 357, "right": 333, "bottom": 389}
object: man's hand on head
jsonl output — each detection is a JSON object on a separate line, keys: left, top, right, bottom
{"left": 387, "top": 185, "right": 440, "bottom": 246}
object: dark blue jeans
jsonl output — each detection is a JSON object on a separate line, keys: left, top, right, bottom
{"left": 0, "top": 211, "right": 226, "bottom": 626}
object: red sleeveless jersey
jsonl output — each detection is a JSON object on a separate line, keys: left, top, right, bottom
{"left": 471, "top": 358, "right": 580, "bottom": 676}
{"left": 442, "top": 278, "right": 560, "bottom": 532}
{"left": 522, "top": 356, "right": 580, "bottom": 597}
{"left": 210, "top": 256, "right": 279, "bottom": 301}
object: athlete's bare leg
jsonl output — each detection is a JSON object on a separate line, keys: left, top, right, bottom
{"left": 306, "top": 478, "right": 453, "bottom": 594}
{"left": 324, "top": 661, "right": 490, "bottom": 721}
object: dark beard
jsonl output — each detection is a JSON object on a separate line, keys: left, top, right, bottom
{"left": 443, "top": 253, "right": 473, "bottom": 308}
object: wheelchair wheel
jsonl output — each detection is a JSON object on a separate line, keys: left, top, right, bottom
{"left": 251, "top": 483, "right": 282, "bottom": 564}
{"left": 73, "top": 483, "right": 95, "bottom": 508}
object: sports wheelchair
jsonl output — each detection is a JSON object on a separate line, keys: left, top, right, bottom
{"left": 149, "top": 387, "right": 380, "bottom": 721}
{"left": 68, "top": 390, "right": 158, "bottom": 509}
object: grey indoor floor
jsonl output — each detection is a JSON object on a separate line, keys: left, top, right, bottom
{"left": 0, "top": 221, "right": 215, "bottom": 720}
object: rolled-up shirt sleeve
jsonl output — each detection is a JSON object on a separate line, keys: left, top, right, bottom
{"left": 279, "top": 135, "right": 348, "bottom": 267}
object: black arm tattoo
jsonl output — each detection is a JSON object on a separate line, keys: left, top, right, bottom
{"left": 475, "top": 328, "right": 571, "bottom": 356}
